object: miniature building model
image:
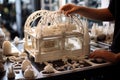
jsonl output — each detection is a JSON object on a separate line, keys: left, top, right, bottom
{"left": 24, "top": 10, "right": 90, "bottom": 63}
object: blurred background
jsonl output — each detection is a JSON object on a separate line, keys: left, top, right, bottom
{"left": 0, "top": 0, "right": 110, "bottom": 40}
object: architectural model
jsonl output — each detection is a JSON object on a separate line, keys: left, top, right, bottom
{"left": 24, "top": 10, "right": 90, "bottom": 63}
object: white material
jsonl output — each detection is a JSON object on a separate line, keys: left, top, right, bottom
{"left": 13, "top": 36, "right": 20, "bottom": 45}
{"left": 3, "top": 42, "right": 20, "bottom": 56}
{"left": 44, "top": 64, "right": 55, "bottom": 73}
{"left": 7, "top": 65, "right": 15, "bottom": 79}
{"left": 24, "top": 66, "right": 35, "bottom": 79}
{"left": 3, "top": 41, "right": 11, "bottom": 56}
{"left": 21, "top": 58, "right": 31, "bottom": 71}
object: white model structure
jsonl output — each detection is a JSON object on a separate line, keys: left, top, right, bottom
{"left": 24, "top": 10, "right": 90, "bottom": 63}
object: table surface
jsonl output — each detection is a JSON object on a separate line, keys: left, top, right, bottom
{"left": 1, "top": 42, "right": 120, "bottom": 80}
